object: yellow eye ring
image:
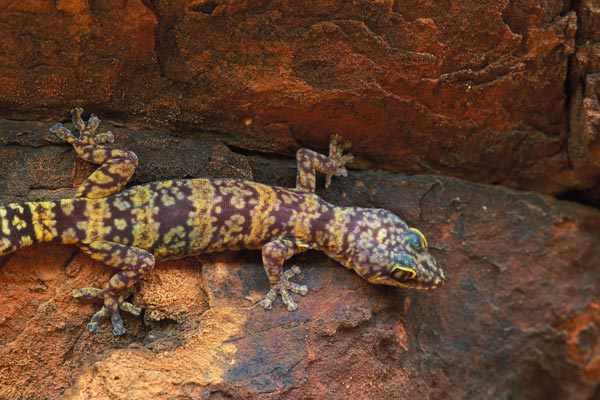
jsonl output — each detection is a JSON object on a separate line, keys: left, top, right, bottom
{"left": 391, "top": 265, "right": 417, "bottom": 279}
{"left": 409, "top": 227, "right": 428, "bottom": 249}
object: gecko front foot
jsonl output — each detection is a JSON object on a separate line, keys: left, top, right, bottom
{"left": 325, "top": 134, "right": 354, "bottom": 187}
{"left": 260, "top": 266, "right": 308, "bottom": 312}
{"left": 73, "top": 287, "right": 141, "bottom": 335}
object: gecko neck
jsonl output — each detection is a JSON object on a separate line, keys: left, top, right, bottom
{"left": 311, "top": 204, "right": 368, "bottom": 270}
{"left": 306, "top": 203, "right": 361, "bottom": 254}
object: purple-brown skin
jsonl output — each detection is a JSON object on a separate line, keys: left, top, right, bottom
{"left": 0, "top": 108, "right": 445, "bottom": 335}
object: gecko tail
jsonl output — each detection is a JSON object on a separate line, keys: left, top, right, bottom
{"left": 0, "top": 201, "right": 62, "bottom": 255}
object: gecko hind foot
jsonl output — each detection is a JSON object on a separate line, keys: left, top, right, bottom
{"left": 50, "top": 108, "right": 114, "bottom": 146}
{"left": 71, "top": 107, "right": 115, "bottom": 144}
{"left": 73, "top": 287, "right": 141, "bottom": 334}
{"left": 86, "top": 305, "right": 126, "bottom": 335}
{"left": 260, "top": 265, "right": 308, "bottom": 312}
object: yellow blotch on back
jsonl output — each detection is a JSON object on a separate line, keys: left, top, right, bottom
{"left": 230, "top": 195, "right": 245, "bottom": 210}
{"left": 156, "top": 180, "right": 174, "bottom": 189}
{"left": 127, "top": 185, "right": 153, "bottom": 209}
{"left": 84, "top": 199, "right": 113, "bottom": 241}
{"left": 161, "top": 193, "right": 175, "bottom": 207}
{"left": 158, "top": 225, "right": 188, "bottom": 257}
{"left": 224, "top": 214, "right": 245, "bottom": 233}
{"left": 292, "top": 195, "right": 322, "bottom": 240}
{"left": 131, "top": 205, "right": 161, "bottom": 248}
{"left": 113, "top": 197, "right": 132, "bottom": 211}
{"left": 114, "top": 219, "right": 127, "bottom": 230}
{"left": 164, "top": 225, "right": 186, "bottom": 243}
{"left": 184, "top": 181, "right": 219, "bottom": 252}
{"left": 170, "top": 186, "right": 185, "bottom": 201}
{"left": 326, "top": 208, "right": 353, "bottom": 250}
{"left": 60, "top": 200, "right": 75, "bottom": 216}
{"left": 246, "top": 185, "right": 278, "bottom": 244}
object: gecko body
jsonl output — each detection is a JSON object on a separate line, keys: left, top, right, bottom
{"left": 0, "top": 109, "right": 445, "bottom": 335}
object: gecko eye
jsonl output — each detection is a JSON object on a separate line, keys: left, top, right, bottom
{"left": 391, "top": 254, "right": 417, "bottom": 281}
{"left": 392, "top": 266, "right": 417, "bottom": 281}
{"left": 406, "top": 228, "right": 428, "bottom": 251}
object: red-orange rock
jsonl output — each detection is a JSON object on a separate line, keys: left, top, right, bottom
{"left": 0, "top": 1, "right": 598, "bottom": 197}
{"left": 1, "top": 146, "right": 599, "bottom": 398}
{"left": 1, "top": 1, "right": 600, "bottom": 398}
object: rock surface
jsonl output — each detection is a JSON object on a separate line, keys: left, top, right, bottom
{"left": 568, "top": 0, "right": 600, "bottom": 202}
{"left": 0, "top": 0, "right": 598, "bottom": 197}
{"left": 0, "top": 122, "right": 599, "bottom": 399}
{"left": 0, "top": 1, "right": 599, "bottom": 399}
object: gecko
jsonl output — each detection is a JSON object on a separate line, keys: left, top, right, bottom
{"left": 0, "top": 108, "right": 445, "bottom": 335}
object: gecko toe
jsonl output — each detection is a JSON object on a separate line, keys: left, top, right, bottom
{"left": 49, "top": 123, "right": 76, "bottom": 143}
{"left": 71, "top": 107, "right": 86, "bottom": 132}
{"left": 260, "top": 288, "right": 277, "bottom": 309}
{"left": 86, "top": 114, "right": 100, "bottom": 133}
{"left": 260, "top": 287, "right": 301, "bottom": 312}
{"left": 87, "top": 305, "right": 110, "bottom": 333}
{"left": 120, "top": 302, "right": 141, "bottom": 316}
{"left": 326, "top": 134, "right": 353, "bottom": 185}
{"left": 110, "top": 311, "right": 126, "bottom": 336}
{"left": 85, "top": 304, "right": 127, "bottom": 335}
{"left": 87, "top": 321, "right": 100, "bottom": 334}
{"left": 284, "top": 266, "right": 307, "bottom": 295}
{"left": 95, "top": 131, "right": 115, "bottom": 144}
{"left": 73, "top": 287, "right": 103, "bottom": 300}
{"left": 280, "top": 288, "right": 298, "bottom": 311}
{"left": 260, "top": 266, "right": 307, "bottom": 311}
{"left": 283, "top": 265, "right": 302, "bottom": 279}
{"left": 287, "top": 282, "right": 308, "bottom": 296}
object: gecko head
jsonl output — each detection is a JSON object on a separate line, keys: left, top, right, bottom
{"left": 342, "top": 209, "right": 446, "bottom": 290}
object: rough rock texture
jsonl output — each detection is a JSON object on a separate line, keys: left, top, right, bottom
{"left": 0, "top": 120, "right": 251, "bottom": 203}
{"left": 1, "top": 1, "right": 600, "bottom": 399}
{"left": 0, "top": 0, "right": 598, "bottom": 197}
{"left": 568, "top": 0, "right": 600, "bottom": 202}
{"left": 0, "top": 122, "right": 599, "bottom": 399}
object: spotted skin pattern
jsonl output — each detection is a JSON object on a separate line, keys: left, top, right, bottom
{"left": 0, "top": 108, "right": 445, "bottom": 335}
